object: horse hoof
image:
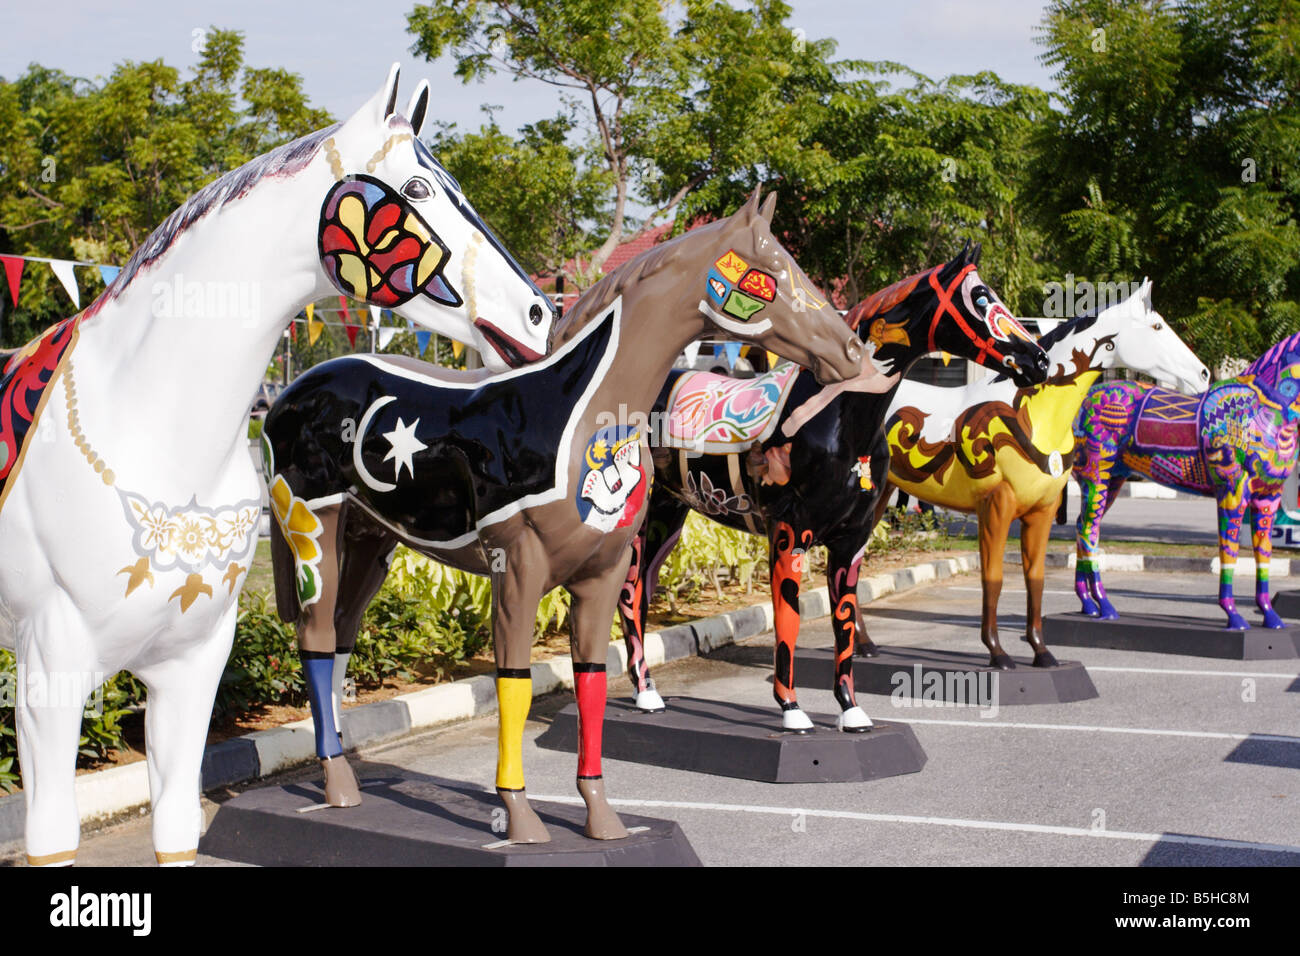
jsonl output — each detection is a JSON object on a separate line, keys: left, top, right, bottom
{"left": 1260, "top": 609, "right": 1285, "bottom": 629}
{"left": 322, "top": 755, "right": 362, "bottom": 808}
{"left": 1033, "top": 650, "right": 1059, "bottom": 668}
{"left": 781, "top": 707, "right": 815, "bottom": 733}
{"left": 1225, "top": 613, "right": 1251, "bottom": 631}
{"left": 1079, "top": 598, "right": 1100, "bottom": 617}
{"left": 989, "top": 653, "right": 1016, "bottom": 671}
{"left": 577, "top": 777, "right": 629, "bottom": 840}
{"left": 634, "top": 688, "right": 666, "bottom": 713}
{"left": 497, "top": 789, "right": 552, "bottom": 844}
{"left": 837, "top": 706, "right": 873, "bottom": 733}
{"left": 857, "top": 640, "right": 881, "bottom": 658}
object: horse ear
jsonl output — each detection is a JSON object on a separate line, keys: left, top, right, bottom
{"left": 741, "top": 183, "right": 763, "bottom": 219}
{"left": 958, "top": 238, "right": 972, "bottom": 264}
{"left": 971, "top": 242, "right": 983, "bottom": 265}
{"left": 381, "top": 63, "right": 401, "bottom": 121}
{"left": 759, "top": 191, "right": 778, "bottom": 224}
{"left": 1141, "top": 277, "right": 1153, "bottom": 309}
{"left": 406, "top": 79, "right": 430, "bottom": 136}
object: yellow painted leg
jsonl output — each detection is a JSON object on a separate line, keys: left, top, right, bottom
{"left": 495, "top": 673, "right": 549, "bottom": 843}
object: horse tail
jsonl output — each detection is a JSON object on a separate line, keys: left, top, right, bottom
{"left": 269, "top": 511, "right": 301, "bottom": 624}
{"left": 1055, "top": 486, "right": 1069, "bottom": 526}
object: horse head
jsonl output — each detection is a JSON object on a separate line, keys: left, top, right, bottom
{"left": 1090, "top": 279, "right": 1210, "bottom": 395}
{"left": 1244, "top": 330, "right": 1300, "bottom": 421}
{"left": 695, "top": 187, "right": 863, "bottom": 385}
{"left": 851, "top": 242, "right": 1050, "bottom": 387}
{"left": 316, "top": 64, "right": 555, "bottom": 370}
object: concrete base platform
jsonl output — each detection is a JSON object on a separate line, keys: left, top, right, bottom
{"left": 199, "top": 764, "right": 701, "bottom": 866}
{"left": 1268, "top": 590, "right": 1300, "bottom": 620}
{"left": 794, "top": 646, "right": 1099, "bottom": 706}
{"left": 536, "top": 697, "right": 927, "bottom": 783}
{"left": 1043, "top": 611, "right": 1300, "bottom": 660}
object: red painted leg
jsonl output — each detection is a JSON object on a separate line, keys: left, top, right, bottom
{"left": 771, "top": 522, "right": 814, "bottom": 732}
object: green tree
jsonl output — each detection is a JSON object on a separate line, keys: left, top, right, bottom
{"left": 0, "top": 28, "right": 330, "bottom": 345}
{"left": 1031, "top": 0, "right": 1300, "bottom": 367}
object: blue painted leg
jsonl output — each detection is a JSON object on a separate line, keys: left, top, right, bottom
{"left": 304, "top": 651, "right": 344, "bottom": 758}
{"left": 1257, "top": 589, "right": 1284, "bottom": 629}
{"left": 1085, "top": 570, "right": 1119, "bottom": 620}
{"left": 1075, "top": 570, "right": 1100, "bottom": 617}
{"left": 1219, "top": 579, "right": 1251, "bottom": 630}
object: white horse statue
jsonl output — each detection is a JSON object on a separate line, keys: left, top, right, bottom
{"left": 0, "top": 64, "right": 555, "bottom": 866}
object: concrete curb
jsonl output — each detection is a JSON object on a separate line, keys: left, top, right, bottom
{"left": 0, "top": 551, "right": 979, "bottom": 846}
{"left": 1012, "top": 551, "right": 1293, "bottom": 577}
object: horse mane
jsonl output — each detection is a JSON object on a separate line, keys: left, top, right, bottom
{"left": 1037, "top": 310, "right": 1100, "bottom": 352}
{"left": 843, "top": 266, "right": 938, "bottom": 332}
{"left": 100, "top": 124, "right": 339, "bottom": 303}
{"left": 1246, "top": 330, "right": 1300, "bottom": 380}
{"left": 549, "top": 235, "right": 687, "bottom": 349}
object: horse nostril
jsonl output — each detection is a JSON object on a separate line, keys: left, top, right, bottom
{"left": 528, "top": 303, "right": 544, "bottom": 326}
{"left": 845, "top": 338, "right": 862, "bottom": 363}
{"left": 1201, "top": 368, "right": 1210, "bottom": 380}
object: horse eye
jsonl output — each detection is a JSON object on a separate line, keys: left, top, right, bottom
{"left": 976, "top": 295, "right": 989, "bottom": 308}
{"left": 402, "top": 177, "right": 432, "bottom": 201}
{"left": 1153, "top": 321, "right": 1163, "bottom": 330}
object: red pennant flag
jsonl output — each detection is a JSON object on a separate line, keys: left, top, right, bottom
{"left": 338, "top": 295, "right": 360, "bottom": 347}
{"left": 289, "top": 320, "right": 298, "bottom": 343}
{"left": 0, "top": 255, "right": 25, "bottom": 307}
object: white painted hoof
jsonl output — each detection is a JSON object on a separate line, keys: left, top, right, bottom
{"left": 635, "top": 688, "right": 666, "bottom": 713}
{"left": 837, "top": 706, "right": 873, "bottom": 733}
{"left": 781, "top": 707, "right": 814, "bottom": 732}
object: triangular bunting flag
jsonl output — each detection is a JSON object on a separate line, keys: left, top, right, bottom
{"left": 344, "top": 323, "right": 359, "bottom": 348}
{"left": 369, "top": 305, "right": 381, "bottom": 328}
{"left": 289, "top": 320, "right": 298, "bottom": 342}
{"left": 0, "top": 255, "right": 24, "bottom": 307}
{"left": 767, "top": 350, "right": 779, "bottom": 369}
{"left": 451, "top": 340, "right": 465, "bottom": 360}
{"left": 377, "top": 327, "right": 398, "bottom": 350}
{"left": 723, "top": 342, "right": 741, "bottom": 369}
{"left": 98, "top": 265, "right": 121, "bottom": 288}
{"left": 406, "top": 316, "right": 415, "bottom": 332}
{"left": 50, "top": 259, "right": 80, "bottom": 309}
{"left": 416, "top": 330, "right": 432, "bottom": 356}
{"left": 683, "top": 341, "right": 701, "bottom": 366}
{"left": 305, "top": 303, "right": 325, "bottom": 345}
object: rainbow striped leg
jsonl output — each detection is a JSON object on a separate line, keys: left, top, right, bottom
{"left": 1074, "top": 471, "right": 1119, "bottom": 619}
{"left": 1215, "top": 474, "right": 1251, "bottom": 630}
{"left": 1250, "top": 498, "right": 1285, "bottom": 628}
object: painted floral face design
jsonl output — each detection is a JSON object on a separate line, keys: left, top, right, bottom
{"left": 962, "top": 274, "right": 1034, "bottom": 345}
{"left": 701, "top": 249, "right": 779, "bottom": 332}
{"left": 319, "top": 174, "right": 461, "bottom": 308}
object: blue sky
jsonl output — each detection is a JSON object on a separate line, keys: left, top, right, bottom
{"left": 2, "top": 0, "right": 1059, "bottom": 134}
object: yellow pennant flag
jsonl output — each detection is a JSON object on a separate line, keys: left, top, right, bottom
{"left": 451, "top": 339, "right": 465, "bottom": 360}
{"left": 305, "top": 303, "right": 324, "bottom": 345}
{"left": 941, "top": 352, "right": 952, "bottom": 365}
{"left": 767, "top": 350, "right": 779, "bottom": 369}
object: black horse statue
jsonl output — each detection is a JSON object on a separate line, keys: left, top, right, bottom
{"left": 617, "top": 245, "right": 1051, "bottom": 730}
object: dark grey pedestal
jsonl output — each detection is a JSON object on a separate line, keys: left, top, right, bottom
{"left": 1044, "top": 611, "right": 1300, "bottom": 660}
{"left": 535, "top": 697, "right": 926, "bottom": 783}
{"left": 199, "top": 764, "right": 700, "bottom": 866}
{"left": 793, "top": 645, "right": 1099, "bottom": 706}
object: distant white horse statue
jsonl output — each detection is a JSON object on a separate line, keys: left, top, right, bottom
{"left": 0, "top": 64, "right": 555, "bottom": 866}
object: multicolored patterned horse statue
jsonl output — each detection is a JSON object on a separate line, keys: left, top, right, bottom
{"left": 618, "top": 245, "right": 1052, "bottom": 731}
{"left": 1073, "top": 331, "right": 1300, "bottom": 629}
{"left": 261, "top": 189, "right": 866, "bottom": 841}
{"left": 884, "top": 281, "right": 1210, "bottom": 667}
{"left": 0, "top": 65, "right": 557, "bottom": 867}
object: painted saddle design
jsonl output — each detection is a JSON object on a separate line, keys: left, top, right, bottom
{"left": 663, "top": 362, "right": 800, "bottom": 453}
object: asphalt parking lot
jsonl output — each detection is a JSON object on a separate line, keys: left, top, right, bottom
{"left": 44, "top": 561, "right": 1300, "bottom": 867}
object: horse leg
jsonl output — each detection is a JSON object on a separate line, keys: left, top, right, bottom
{"left": 1249, "top": 495, "right": 1285, "bottom": 628}
{"left": 1214, "top": 475, "right": 1251, "bottom": 630}
{"left": 617, "top": 494, "right": 687, "bottom": 713}
{"left": 1073, "top": 437, "right": 1122, "bottom": 619}
{"left": 1020, "top": 502, "right": 1059, "bottom": 667}
{"left": 975, "top": 483, "right": 1017, "bottom": 669}
{"left": 134, "top": 600, "right": 239, "bottom": 865}
{"left": 15, "top": 600, "right": 98, "bottom": 866}
{"left": 771, "top": 520, "right": 814, "bottom": 731}
{"left": 331, "top": 514, "right": 399, "bottom": 741}
{"left": 291, "top": 502, "right": 361, "bottom": 807}
{"left": 826, "top": 540, "right": 872, "bottom": 731}
{"left": 489, "top": 533, "right": 550, "bottom": 843}
{"left": 568, "top": 564, "right": 631, "bottom": 840}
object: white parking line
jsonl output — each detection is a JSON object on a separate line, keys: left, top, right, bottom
{"left": 948, "top": 587, "right": 1076, "bottom": 595}
{"left": 1087, "top": 665, "right": 1299, "bottom": 679}
{"left": 526, "top": 794, "right": 1300, "bottom": 855}
{"left": 888, "top": 716, "right": 1298, "bottom": 743}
